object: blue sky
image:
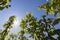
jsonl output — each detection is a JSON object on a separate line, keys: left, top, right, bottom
{"left": 0, "top": 0, "right": 60, "bottom": 39}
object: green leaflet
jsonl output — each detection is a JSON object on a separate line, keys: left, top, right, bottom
{"left": 53, "top": 18, "right": 60, "bottom": 26}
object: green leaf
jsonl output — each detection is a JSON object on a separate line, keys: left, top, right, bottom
{"left": 0, "top": 7, "right": 4, "bottom": 10}
{"left": 0, "top": 0, "right": 3, "bottom": 2}
{"left": 38, "top": 6, "right": 42, "bottom": 10}
{"left": 18, "top": 30, "right": 24, "bottom": 35}
{"left": 53, "top": 18, "right": 60, "bottom": 26}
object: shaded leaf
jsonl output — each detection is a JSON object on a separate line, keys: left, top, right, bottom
{"left": 53, "top": 18, "right": 60, "bottom": 26}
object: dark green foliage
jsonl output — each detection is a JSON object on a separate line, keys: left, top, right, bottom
{"left": 0, "top": 0, "right": 11, "bottom": 10}
{"left": 53, "top": 18, "right": 60, "bottom": 26}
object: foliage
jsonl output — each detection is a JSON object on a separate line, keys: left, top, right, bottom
{"left": 0, "top": 0, "right": 60, "bottom": 40}
{"left": 19, "top": 0, "right": 60, "bottom": 40}
{"left": 0, "top": 0, "right": 11, "bottom": 10}
{"left": 19, "top": 13, "right": 60, "bottom": 40}
{"left": 0, "top": 16, "right": 16, "bottom": 40}
{"left": 38, "top": 0, "right": 60, "bottom": 15}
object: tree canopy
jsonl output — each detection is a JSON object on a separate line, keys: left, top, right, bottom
{"left": 38, "top": 0, "right": 60, "bottom": 15}
{"left": 0, "top": 0, "right": 60, "bottom": 40}
{"left": 0, "top": 0, "right": 11, "bottom": 10}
